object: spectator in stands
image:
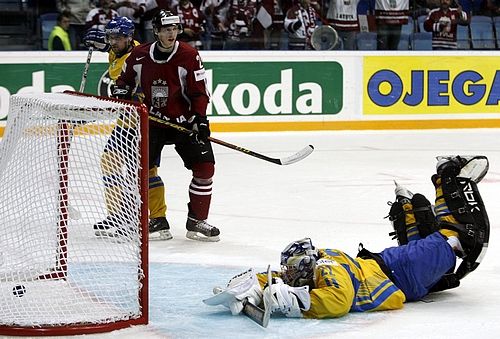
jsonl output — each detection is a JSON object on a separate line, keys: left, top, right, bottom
{"left": 484, "top": 0, "right": 500, "bottom": 15}
{"left": 253, "top": 0, "right": 285, "bottom": 50}
{"left": 200, "top": 0, "right": 230, "bottom": 49}
{"left": 111, "top": 0, "right": 147, "bottom": 40}
{"left": 325, "top": 0, "right": 361, "bottom": 50}
{"left": 174, "top": 0, "right": 207, "bottom": 49}
{"left": 410, "top": 0, "right": 431, "bottom": 22}
{"left": 284, "top": 0, "right": 319, "bottom": 50}
{"left": 458, "top": 0, "right": 487, "bottom": 16}
{"left": 56, "top": 0, "right": 94, "bottom": 50}
{"left": 223, "top": 0, "right": 257, "bottom": 50}
{"left": 86, "top": 0, "right": 119, "bottom": 30}
{"left": 142, "top": 0, "right": 172, "bottom": 42}
{"left": 375, "top": 0, "right": 410, "bottom": 50}
{"left": 48, "top": 11, "right": 73, "bottom": 50}
{"left": 424, "top": 0, "right": 469, "bottom": 49}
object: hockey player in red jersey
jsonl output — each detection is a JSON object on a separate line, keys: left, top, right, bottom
{"left": 114, "top": 9, "right": 220, "bottom": 242}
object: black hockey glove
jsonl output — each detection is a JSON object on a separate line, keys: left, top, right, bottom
{"left": 188, "top": 114, "right": 210, "bottom": 144}
{"left": 111, "top": 84, "right": 131, "bottom": 100}
{"left": 83, "top": 28, "right": 110, "bottom": 52}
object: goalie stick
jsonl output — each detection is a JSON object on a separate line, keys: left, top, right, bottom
{"left": 241, "top": 265, "right": 273, "bottom": 328}
{"left": 149, "top": 116, "right": 314, "bottom": 165}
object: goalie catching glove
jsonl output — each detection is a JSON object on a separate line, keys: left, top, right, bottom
{"left": 263, "top": 277, "right": 310, "bottom": 318}
{"left": 83, "top": 28, "right": 110, "bottom": 52}
{"left": 206, "top": 268, "right": 263, "bottom": 316}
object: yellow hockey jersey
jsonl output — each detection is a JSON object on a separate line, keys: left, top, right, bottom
{"left": 258, "top": 248, "right": 405, "bottom": 319}
{"left": 108, "top": 40, "right": 140, "bottom": 81}
{"left": 108, "top": 40, "right": 142, "bottom": 129}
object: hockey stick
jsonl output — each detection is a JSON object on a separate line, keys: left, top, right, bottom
{"left": 79, "top": 47, "right": 94, "bottom": 93}
{"left": 149, "top": 116, "right": 314, "bottom": 165}
{"left": 241, "top": 264, "right": 272, "bottom": 328}
{"left": 242, "top": 299, "right": 268, "bottom": 327}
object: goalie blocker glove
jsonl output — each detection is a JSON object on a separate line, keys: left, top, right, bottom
{"left": 263, "top": 277, "right": 310, "bottom": 318}
{"left": 83, "top": 28, "right": 110, "bottom": 52}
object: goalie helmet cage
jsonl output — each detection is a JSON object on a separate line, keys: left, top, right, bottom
{"left": 0, "top": 92, "right": 149, "bottom": 336}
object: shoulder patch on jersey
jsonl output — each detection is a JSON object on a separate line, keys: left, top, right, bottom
{"left": 194, "top": 68, "right": 206, "bottom": 82}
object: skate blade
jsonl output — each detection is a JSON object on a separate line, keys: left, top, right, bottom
{"left": 94, "top": 230, "right": 129, "bottom": 243}
{"left": 149, "top": 230, "right": 173, "bottom": 241}
{"left": 186, "top": 231, "right": 220, "bottom": 242}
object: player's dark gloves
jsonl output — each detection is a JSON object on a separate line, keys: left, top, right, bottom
{"left": 189, "top": 114, "right": 210, "bottom": 144}
{"left": 111, "top": 84, "right": 131, "bottom": 100}
{"left": 83, "top": 28, "right": 110, "bottom": 52}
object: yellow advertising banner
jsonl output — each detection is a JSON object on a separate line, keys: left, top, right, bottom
{"left": 363, "top": 56, "right": 500, "bottom": 114}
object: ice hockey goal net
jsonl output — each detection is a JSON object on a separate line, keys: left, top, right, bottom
{"left": 0, "top": 92, "right": 149, "bottom": 335}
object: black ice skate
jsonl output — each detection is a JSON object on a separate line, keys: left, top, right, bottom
{"left": 186, "top": 215, "right": 220, "bottom": 242}
{"left": 93, "top": 214, "right": 133, "bottom": 241}
{"left": 149, "top": 217, "right": 173, "bottom": 241}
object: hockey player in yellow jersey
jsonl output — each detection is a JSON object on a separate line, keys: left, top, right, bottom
{"left": 205, "top": 155, "right": 489, "bottom": 319}
{"left": 83, "top": 17, "right": 170, "bottom": 240}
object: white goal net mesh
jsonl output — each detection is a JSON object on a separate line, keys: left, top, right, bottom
{"left": 0, "top": 92, "right": 147, "bottom": 331}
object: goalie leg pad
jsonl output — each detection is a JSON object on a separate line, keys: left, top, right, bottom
{"left": 388, "top": 201, "right": 410, "bottom": 245}
{"left": 439, "top": 175, "right": 490, "bottom": 279}
{"left": 388, "top": 194, "right": 439, "bottom": 245}
{"left": 411, "top": 193, "right": 440, "bottom": 238}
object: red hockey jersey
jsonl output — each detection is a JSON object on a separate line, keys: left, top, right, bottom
{"left": 174, "top": 2, "right": 206, "bottom": 40}
{"left": 116, "top": 41, "right": 210, "bottom": 124}
{"left": 424, "top": 8, "right": 469, "bottom": 49}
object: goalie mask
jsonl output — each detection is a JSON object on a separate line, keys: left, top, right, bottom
{"left": 280, "top": 238, "right": 318, "bottom": 287}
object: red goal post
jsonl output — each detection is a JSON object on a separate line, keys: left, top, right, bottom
{"left": 0, "top": 92, "right": 149, "bottom": 335}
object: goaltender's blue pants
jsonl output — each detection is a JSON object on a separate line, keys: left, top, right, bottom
{"left": 380, "top": 232, "right": 456, "bottom": 301}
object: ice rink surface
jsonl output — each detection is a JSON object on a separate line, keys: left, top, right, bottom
{"left": 6, "top": 128, "right": 500, "bottom": 338}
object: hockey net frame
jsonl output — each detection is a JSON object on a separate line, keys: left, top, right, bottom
{"left": 0, "top": 91, "right": 149, "bottom": 336}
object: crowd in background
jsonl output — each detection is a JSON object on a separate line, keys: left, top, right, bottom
{"left": 2, "top": 0, "right": 500, "bottom": 51}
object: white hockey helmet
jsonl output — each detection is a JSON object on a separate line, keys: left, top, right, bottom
{"left": 152, "top": 9, "right": 183, "bottom": 34}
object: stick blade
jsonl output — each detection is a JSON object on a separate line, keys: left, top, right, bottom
{"left": 279, "top": 145, "right": 314, "bottom": 165}
{"left": 242, "top": 300, "right": 268, "bottom": 327}
{"left": 242, "top": 264, "right": 273, "bottom": 328}
{"left": 262, "top": 265, "right": 273, "bottom": 327}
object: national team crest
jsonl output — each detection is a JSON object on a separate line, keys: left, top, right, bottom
{"left": 152, "top": 79, "right": 168, "bottom": 108}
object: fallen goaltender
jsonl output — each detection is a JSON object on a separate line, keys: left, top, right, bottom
{"left": 203, "top": 155, "right": 490, "bottom": 326}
